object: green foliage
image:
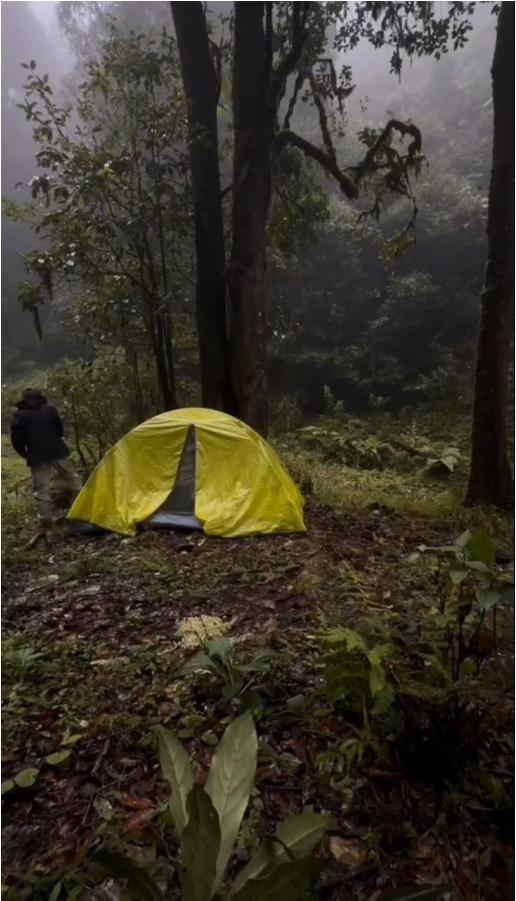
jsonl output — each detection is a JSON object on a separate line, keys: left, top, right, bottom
{"left": 298, "top": 423, "right": 394, "bottom": 470}
{"left": 317, "top": 529, "right": 513, "bottom": 782}
{"left": 156, "top": 726, "right": 194, "bottom": 837}
{"left": 321, "top": 627, "right": 395, "bottom": 716}
{"left": 46, "top": 352, "right": 149, "bottom": 467}
{"left": 9, "top": 27, "right": 194, "bottom": 409}
{"left": 425, "top": 445, "right": 461, "bottom": 477}
{"left": 269, "top": 163, "right": 482, "bottom": 413}
{"left": 2, "top": 767, "right": 40, "bottom": 795}
{"left": 322, "top": 385, "right": 344, "bottom": 416}
{"left": 95, "top": 714, "right": 330, "bottom": 899}
{"left": 270, "top": 395, "right": 303, "bottom": 434}
{"left": 15, "top": 282, "right": 45, "bottom": 339}
{"left": 408, "top": 529, "right": 514, "bottom": 683}
{"left": 205, "top": 713, "right": 258, "bottom": 889}
{"left": 268, "top": 151, "right": 331, "bottom": 264}
{"left": 317, "top": 730, "right": 383, "bottom": 778}
{"left": 2, "top": 640, "right": 43, "bottom": 683}
{"left": 2, "top": 748, "right": 72, "bottom": 797}
{"left": 178, "top": 635, "right": 276, "bottom": 705}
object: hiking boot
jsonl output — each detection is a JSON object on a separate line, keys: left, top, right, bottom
{"left": 24, "top": 519, "right": 54, "bottom": 550}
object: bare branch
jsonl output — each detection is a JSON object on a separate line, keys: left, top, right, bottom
{"left": 307, "top": 70, "right": 336, "bottom": 162}
{"left": 274, "top": 129, "right": 358, "bottom": 198}
{"left": 209, "top": 39, "right": 222, "bottom": 106}
{"left": 270, "top": 2, "right": 311, "bottom": 110}
{"left": 283, "top": 68, "right": 307, "bottom": 129}
{"left": 354, "top": 118, "right": 422, "bottom": 184}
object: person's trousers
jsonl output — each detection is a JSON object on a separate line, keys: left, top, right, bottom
{"left": 30, "top": 458, "right": 82, "bottom": 523}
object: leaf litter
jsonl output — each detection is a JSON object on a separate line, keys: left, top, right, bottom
{"left": 1, "top": 502, "right": 513, "bottom": 898}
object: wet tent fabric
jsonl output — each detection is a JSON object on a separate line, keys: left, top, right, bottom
{"left": 67, "top": 408, "right": 306, "bottom": 538}
{"left": 148, "top": 427, "right": 202, "bottom": 530}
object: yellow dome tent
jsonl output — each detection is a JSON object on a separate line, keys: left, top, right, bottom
{"left": 67, "top": 408, "right": 306, "bottom": 538}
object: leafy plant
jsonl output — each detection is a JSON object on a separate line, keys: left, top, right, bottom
{"left": 2, "top": 748, "right": 73, "bottom": 796}
{"left": 424, "top": 445, "right": 461, "bottom": 477}
{"left": 317, "top": 728, "right": 383, "bottom": 777}
{"left": 3, "top": 641, "right": 43, "bottom": 683}
{"left": 94, "top": 713, "right": 330, "bottom": 899}
{"left": 178, "top": 635, "right": 276, "bottom": 704}
{"left": 299, "top": 424, "right": 393, "bottom": 470}
{"left": 315, "top": 530, "right": 514, "bottom": 784}
{"left": 321, "top": 627, "right": 395, "bottom": 716}
{"left": 409, "top": 529, "right": 514, "bottom": 681}
{"left": 2, "top": 767, "right": 40, "bottom": 795}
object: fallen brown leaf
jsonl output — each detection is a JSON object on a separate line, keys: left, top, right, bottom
{"left": 329, "top": 835, "right": 373, "bottom": 869}
{"left": 119, "top": 794, "right": 155, "bottom": 810}
{"left": 123, "top": 808, "right": 157, "bottom": 833}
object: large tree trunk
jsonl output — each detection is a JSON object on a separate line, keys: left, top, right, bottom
{"left": 171, "top": 2, "right": 236, "bottom": 414}
{"left": 227, "top": 2, "right": 272, "bottom": 435}
{"left": 466, "top": 3, "right": 514, "bottom": 510}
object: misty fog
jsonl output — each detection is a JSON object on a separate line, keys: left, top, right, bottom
{"left": 2, "top": 5, "right": 514, "bottom": 893}
{"left": 1, "top": 1, "right": 495, "bottom": 382}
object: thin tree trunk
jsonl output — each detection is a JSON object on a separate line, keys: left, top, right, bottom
{"left": 154, "top": 308, "right": 177, "bottom": 411}
{"left": 466, "top": 3, "right": 514, "bottom": 510}
{"left": 228, "top": 2, "right": 271, "bottom": 435}
{"left": 171, "top": 2, "right": 236, "bottom": 414}
{"left": 131, "top": 349, "right": 144, "bottom": 423}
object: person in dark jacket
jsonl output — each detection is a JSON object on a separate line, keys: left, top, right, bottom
{"left": 10, "top": 389, "right": 81, "bottom": 530}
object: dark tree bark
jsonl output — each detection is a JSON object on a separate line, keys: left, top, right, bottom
{"left": 171, "top": 2, "right": 236, "bottom": 414}
{"left": 227, "top": 3, "right": 272, "bottom": 435}
{"left": 466, "top": 3, "right": 514, "bottom": 510}
{"left": 170, "top": 2, "right": 434, "bottom": 436}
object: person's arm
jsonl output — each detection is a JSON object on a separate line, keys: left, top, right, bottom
{"left": 10, "top": 413, "right": 27, "bottom": 459}
{"left": 49, "top": 406, "right": 64, "bottom": 438}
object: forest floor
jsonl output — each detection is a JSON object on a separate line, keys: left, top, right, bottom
{"left": 1, "top": 416, "right": 514, "bottom": 901}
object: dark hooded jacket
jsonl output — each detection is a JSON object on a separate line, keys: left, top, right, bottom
{"left": 10, "top": 390, "right": 70, "bottom": 467}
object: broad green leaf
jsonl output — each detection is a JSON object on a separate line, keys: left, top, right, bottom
{"left": 456, "top": 530, "right": 472, "bottom": 548}
{"left": 371, "top": 678, "right": 395, "bottom": 714}
{"left": 476, "top": 587, "right": 501, "bottom": 611}
{"left": 14, "top": 767, "right": 39, "bottom": 788}
{"left": 466, "top": 560, "right": 491, "bottom": 573}
{"left": 156, "top": 726, "right": 194, "bottom": 835}
{"left": 178, "top": 654, "right": 213, "bottom": 677}
{"left": 369, "top": 663, "right": 387, "bottom": 697}
{"left": 465, "top": 532, "right": 496, "bottom": 566}
{"left": 48, "top": 882, "right": 62, "bottom": 901}
{"left": 181, "top": 785, "right": 220, "bottom": 901}
{"left": 232, "top": 858, "right": 325, "bottom": 901}
{"left": 1, "top": 780, "right": 14, "bottom": 796}
{"left": 46, "top": 749, "right": 72, "bottom": 765}
{"left": 448, "top": 567, "right": 467, "bottom": 586}
{"left": 231, "top": 812, "right": 332, "bottom": 895}
{"left": 92, "top": 850, "right": 165, "bottom": 901}
{"left": 380, "top": 886, "right": 449, "bottom": 901}
{"left": 208, "top": 635, "right": 233, "bottom": 658}
{"left": 206, "top": 712, "right": 257, "bottom": 889}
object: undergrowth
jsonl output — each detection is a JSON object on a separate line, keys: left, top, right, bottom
{"left": 1, "top": 405, "right": 513, "bottom": 899}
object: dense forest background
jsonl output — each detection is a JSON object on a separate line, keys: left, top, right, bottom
{"left": 2, "top": 5, "right": 514, "bottom": 898}
{"left": 1, "top": 1, "right": 495, "bottom": 418}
